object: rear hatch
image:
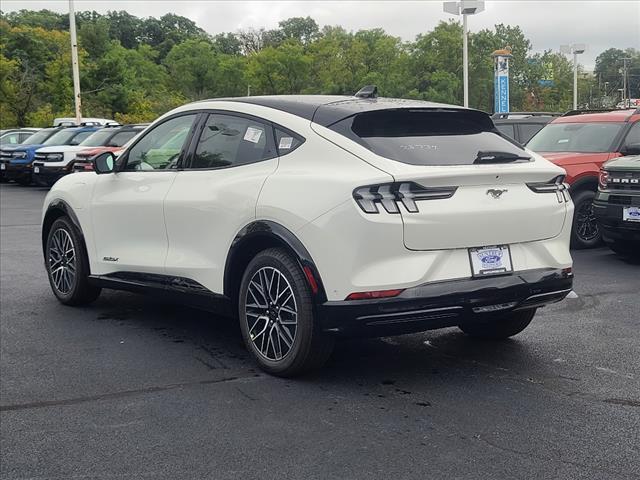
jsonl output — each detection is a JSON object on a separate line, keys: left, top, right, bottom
{"left": 326, "top": 107, "right": 569, "bottom": 250}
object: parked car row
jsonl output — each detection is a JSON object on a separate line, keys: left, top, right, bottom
{"left": 3, "top": 106, "right": 638, "bottom": 260}
{"left": 0, "top": 123, "right": 146, "bottom": 186}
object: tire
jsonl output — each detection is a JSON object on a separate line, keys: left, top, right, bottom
{"left": 570, "top": 189, "right": 601, "bottom": 249}
{"left": 459, "top": 308, "right": 536, "bottom": 340}
{"left": 238, "top": 248, "right": 334, "bottom": 377}
{"left": 45, "top": 217, "right": 101, "bottom": 306}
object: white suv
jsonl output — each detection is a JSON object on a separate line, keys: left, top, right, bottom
{"left": 42, "top": 91, "right": 574, "bottom": 376}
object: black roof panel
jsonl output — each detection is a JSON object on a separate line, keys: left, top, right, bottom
{"left": 224, "top": 95, "right": 464, "bottom": 126}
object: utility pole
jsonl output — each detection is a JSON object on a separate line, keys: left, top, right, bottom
{"left": 622, "top": 57, "right": 631, "bottom": 108}
{"left": 69, "top": 0, "right": 82, "bottom": 125}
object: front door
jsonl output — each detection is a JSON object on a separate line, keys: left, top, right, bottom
{"left": 90, "top": 113, "right": 199, "bottom": 275}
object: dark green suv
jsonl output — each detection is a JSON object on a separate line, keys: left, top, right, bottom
{"left": 594, "top": 155, "right": 640, "bottom": 256}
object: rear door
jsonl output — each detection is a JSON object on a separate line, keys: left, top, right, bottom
{"left": 326, "top": 108, "right": 569, "bottom": 251}
{"left": 163, "top": 111, "right": 279, "bottom": 294}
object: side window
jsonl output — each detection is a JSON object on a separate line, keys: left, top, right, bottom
{"left": 1, "top": 133, "right": 20, "bottom": 144}
{"left": 124, "top": 114, "right": 197, "bottom": 171}
{"left": 275, "top": 127, "right": 304, "bottom": 155}
{"left": 622, "top": 122, "right": 640, "bottom": 148}
{"left": 109, "top": 131, "right": 137, "bottom": 147}
{"left": 519, "top": 123, "right": 544, "bottom": 144}
{"left": 495, "top": 123, "right": 515, "bottom": 140}
{"left": 190, "top": 114, "right": 275, "bottom": 169}
{"left": 70, "top": 131, "right": 93, "bottom": 145}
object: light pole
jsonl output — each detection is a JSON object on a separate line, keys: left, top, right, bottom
{"left": 443, "top": 1, "right": 485, "bottom": 108}
{"left": 560, "top": 43, "right": 586, "bottom": 110}
{"left": 69, "top": 0, "right": 82, "bottom": 124}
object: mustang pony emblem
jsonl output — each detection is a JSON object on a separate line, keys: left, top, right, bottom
{"left": 486, "top": 189, "right": 508, "bottom": 199}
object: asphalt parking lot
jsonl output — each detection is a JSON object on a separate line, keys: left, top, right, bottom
{"left": 1, "top": 182, "right": 639, "bottom": 480}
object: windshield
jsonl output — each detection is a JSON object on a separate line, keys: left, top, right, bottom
{"left": 79, "top": 130, "right": 112, "bottom": 147}
{"left": 43, "top": 130, "right": 79, "bottom": 146}
{"left": 22, "top": 129, "right": 57, "bottom": 145}
{"left": 330, "top": 109, "right": 526, "bottom": 165}
{"left": 526, "top": 122, "right": 624, "bottom": 153}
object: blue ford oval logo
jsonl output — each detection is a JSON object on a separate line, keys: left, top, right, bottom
{"left": 477, "top": 249, "right": 503, "bottom": 266}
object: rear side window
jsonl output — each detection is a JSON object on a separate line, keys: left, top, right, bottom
{"left": 518, "top": 123, "right": 544, "bottom": 144}
{"left": 495, "top": 123, "right": 515, "bottom": 139}
{"left": 329, "top": 109, "right": 525, "bottom": 166}
{"left": 275, "top": 127, "right": 304, "bottom": 155}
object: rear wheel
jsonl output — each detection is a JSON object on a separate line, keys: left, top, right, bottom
{"left": 459, "top": 308, "right": 536, "bottom": 340}
{"left": 570, "top": 189, "right": 601, "bottom": 249}
{"left": 46, "top": 217, "right": 101, "bottom": 305}
{"left": 238, "top": 248, "right": 334, "bottom": 377}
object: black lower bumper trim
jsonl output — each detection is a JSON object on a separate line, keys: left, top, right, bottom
{"left": 318, "top": 268, "right": 573, "bottom": 336}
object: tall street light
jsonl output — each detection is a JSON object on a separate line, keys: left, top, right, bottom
{"left": 560, "top": 43, "right": 586, "bottom": 110}
{"left": 443, "top": 1, "right": 485, "bottom": 108}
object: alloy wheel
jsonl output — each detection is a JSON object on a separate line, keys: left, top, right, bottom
{"left": 575, "top": 200, "right": 599, "bottom": 242}
{"left": 49, "top": 228, "right": 76, "bottom": 294}
{"left": 245, "top": 266, "right": 298, "bottom": 361}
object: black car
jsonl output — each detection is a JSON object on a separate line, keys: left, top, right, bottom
{"left": 594, "top": 155, "right": 640, "bottom": 256}
{"left": 492, "top": 112, "right": 561, "bottom": 144}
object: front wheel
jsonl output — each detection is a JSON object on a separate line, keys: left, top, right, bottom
{"left": 570, "top": 189, "right": 601, "bottom": 249}
{"left": 459, "top": 308, "right": 536, "bottom": 340}
{"left": 238, "top": 248, "right": 334, "bottom": 377}
{"left": 45, "top": 217, "right": 101, "bottom": 305}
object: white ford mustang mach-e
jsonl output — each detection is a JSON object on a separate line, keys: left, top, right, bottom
{"left": 42, "top": 89, "right": 574, "bottom": 376}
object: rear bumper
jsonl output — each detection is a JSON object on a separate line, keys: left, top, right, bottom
{"left": 593, "top": 195, "right": 640, "bottom": 243}
{"left": 317, "top": 268, "right": 573, "bottom": 337}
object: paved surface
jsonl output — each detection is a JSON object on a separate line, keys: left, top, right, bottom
{"left": 1, "top": 182, "right": 639, "bottom": 480}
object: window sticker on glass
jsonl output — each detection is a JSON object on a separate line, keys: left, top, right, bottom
{"left": 244, "top": 126, "right": 263, "bottom": 143}
{"left": 279, "top": 136, "right": 294, "bottom": 149}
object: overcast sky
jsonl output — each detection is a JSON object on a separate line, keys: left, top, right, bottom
{"left": 2, "top": 1, "right": 639, "bottom": 69}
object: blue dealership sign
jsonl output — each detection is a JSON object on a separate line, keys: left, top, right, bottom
{"left": 492, "top": 49, "right": 512, "bottom": 113}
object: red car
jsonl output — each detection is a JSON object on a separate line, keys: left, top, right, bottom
{"left": 526, "top": 108, "right": 640, "bottom": 248}
{"left": 71, "top": 124, "right": 148, "bottom": 172}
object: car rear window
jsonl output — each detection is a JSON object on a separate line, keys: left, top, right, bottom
{"left": 328, "top": 109, "right": 526, "bottom": 165}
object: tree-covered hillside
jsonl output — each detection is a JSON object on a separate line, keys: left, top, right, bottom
{"left": 1, "top": 9, "right": 638, "bottom": 127}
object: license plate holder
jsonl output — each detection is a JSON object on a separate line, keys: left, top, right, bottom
{"left": 623, "top": 206, "right": 640, "bottom": 222}
{"left": 468, "top": 245, "right": 513, "bottom": 277}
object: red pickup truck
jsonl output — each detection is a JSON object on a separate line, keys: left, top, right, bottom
{"left": 526, "top": 108, "right": 640, "bottom": 248}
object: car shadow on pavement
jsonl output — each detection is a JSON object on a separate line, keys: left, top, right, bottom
{"left": 89, "top": 289, "right": 545, "bottom": 387}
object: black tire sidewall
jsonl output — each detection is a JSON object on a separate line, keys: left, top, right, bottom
{"left": 238, "top": 249, "right": 315, "bottom": 375}
{"left": 571, "top": 189, "right": 601, "bottom": 249}
{"left": 45, "top": 217, "right": 91, "bottom": 304}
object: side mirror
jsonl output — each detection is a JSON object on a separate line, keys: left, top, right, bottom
{"left": 620, "top": 143, "right": 640, "bottom": 156}
{"left": 93, "top": 152, "right": 116, "bottom": 174}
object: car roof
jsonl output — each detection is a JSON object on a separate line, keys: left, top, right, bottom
{"left": 216, "top": 95, "right": 468, "bottom": 127}
{"left": 552, "top": 109, "right": 639, "bottom": 124}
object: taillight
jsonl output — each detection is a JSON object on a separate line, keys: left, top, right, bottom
{"left": 353, "top": 182, "right": 457, "bottom": 214}
{"left": 598, "top": 169, "right": 609, "bottom": 190}
{"left": 526, "top": 175, "right": 570, "bottom": 203}
{"left": 345, "top": 289, "right": 404, "bottom": 300}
